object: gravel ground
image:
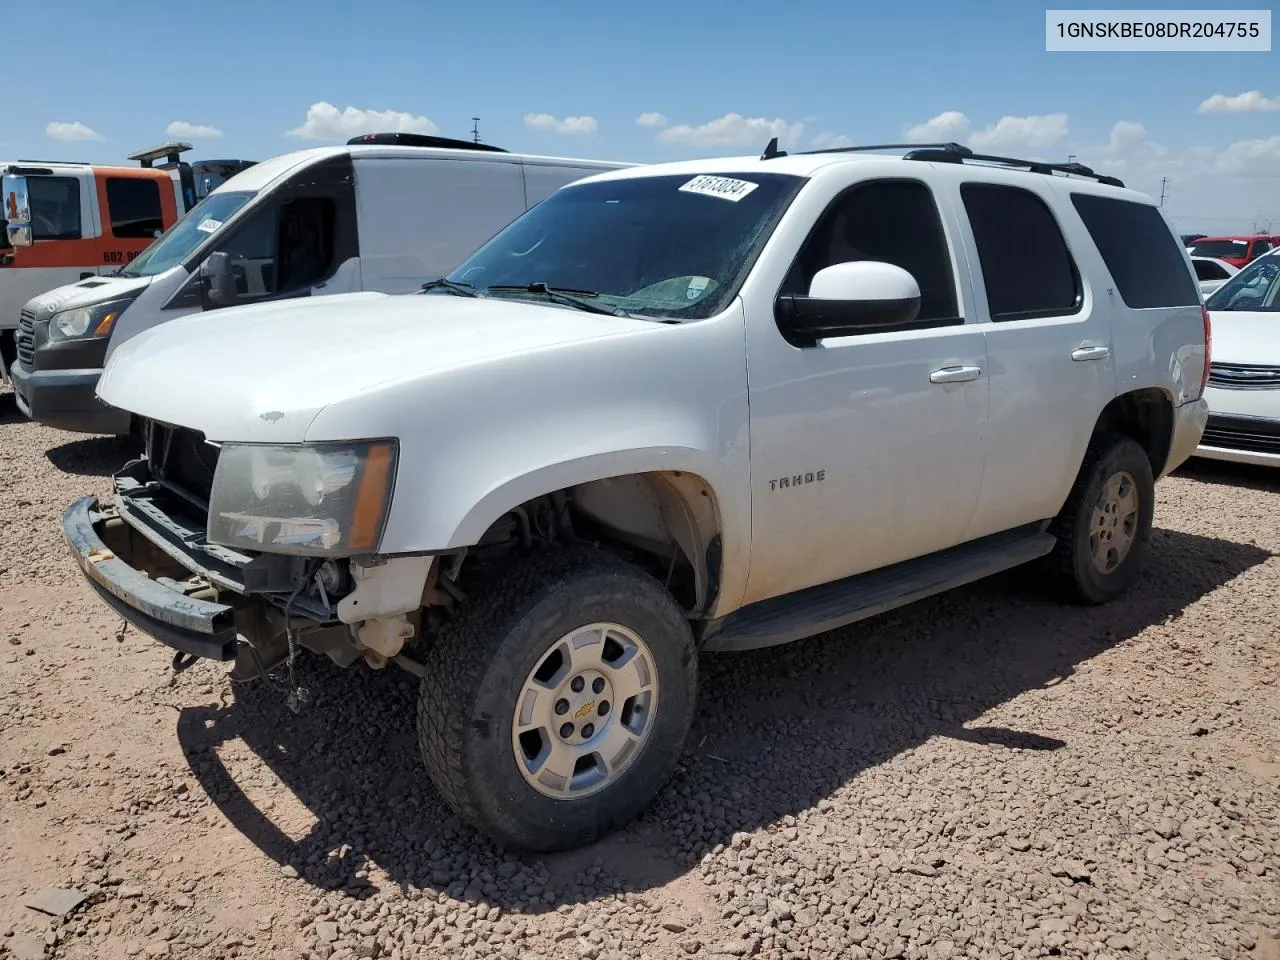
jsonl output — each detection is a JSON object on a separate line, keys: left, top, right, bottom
{"left": 1, "top": 383, "right": 1278, "bottom": 960}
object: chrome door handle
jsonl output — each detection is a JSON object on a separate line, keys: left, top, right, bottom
{"left": 929, "top": 365, "right": 982, "bottom": 384}
{"left": 1071, "top": 344, "right": 1111, "bottom": 362}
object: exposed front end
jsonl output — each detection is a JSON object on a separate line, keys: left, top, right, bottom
{"left": 62, "top": 419, "right": 430, "bottom": 681}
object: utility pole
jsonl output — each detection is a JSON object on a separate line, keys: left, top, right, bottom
{"left": 1067, "top": 154, "right": 1076, "bottom": 164}
{"left": 1159, "top": 177, "right": 1169, "bottom": 207}
{"left": 471, "top": 118, "right": 481, "bottom": 144}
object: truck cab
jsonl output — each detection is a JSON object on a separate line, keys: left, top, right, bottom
{"left": 0, "top": 142, "right": 254, "bottom": 379}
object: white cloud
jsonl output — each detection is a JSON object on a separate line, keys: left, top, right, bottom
{"left": 1198, "top": 91, "right": 1280, "bottom": 114}
{"left": 657, "top": 113, "right": 804, "bottom": 150}
{"left": 46, "top": 121, "right": 104, "bottom": 142}
{"left": 524, "top": 113, "right": 598, "bottom": 135}
{"left": 970, "top": 113, "right": 1069, "bottom": 153}
{"left": 810, "top": 132, "right": 855, "bottom": 150}
{"left": 905, "top": 111, "right": 970, "bottom": 143}
{"left": 166, "top": 121, "right": 222, "bottom": 139}
{"left": 1084, "top": 122, "right": 1279, "bottom": 234}
{"left": 635, "top": 112, "right": 668, "bottom": 128}
{"left": 287, "top": 102, "right": 437, "bottom": 140}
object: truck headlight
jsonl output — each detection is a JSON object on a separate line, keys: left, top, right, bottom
{"left": 207, "top": 440, "right": 398, "bottom": 556}
{"left": 48, "top": 297, "right": 135, "bottom": 342}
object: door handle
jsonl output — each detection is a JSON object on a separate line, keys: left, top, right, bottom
{"left": 1071, "top": 344, "right": 1111, "bottom": 362}
{"left": 929, "top": 364, "right": 982, "bottom": 384}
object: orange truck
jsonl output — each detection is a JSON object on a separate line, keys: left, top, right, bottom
{"left": 1, "top": 142, "right": 252, "bottom": 377}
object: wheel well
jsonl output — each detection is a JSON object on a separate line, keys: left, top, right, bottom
{"left": 468, "top": 472, "right": 724, "bottom": 617}
{"left": 1094, "top": 389, "right": 1175, "bottom": 477}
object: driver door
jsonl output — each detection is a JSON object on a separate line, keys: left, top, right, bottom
{"left": 741, "top": 177, "right": 989, "bottom": 605}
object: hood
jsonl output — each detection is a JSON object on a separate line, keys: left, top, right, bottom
{"left": 1207, "top": 309, "right": 1280, "bottom": 366}
{"left": 97, "top": 292, "right": 655, "bottom": 442}
{"left": 23, "top": 274, "right": 153, "bottom": 320}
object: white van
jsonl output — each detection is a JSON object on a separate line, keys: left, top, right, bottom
{"left": 10, "top": 133, "right": 631, "bottom": 434}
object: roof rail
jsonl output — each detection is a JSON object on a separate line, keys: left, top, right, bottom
{"left": 129, "top": 141, "right": 194, "bottom": 167}
{"left": 346, "top": 132, "right": 507, "bottom": 153}
{"left": 764, "top": 139, "right": 1125, "bottom": 188}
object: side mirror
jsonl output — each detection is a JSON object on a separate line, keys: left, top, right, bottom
{"left": 3, "top": 174, "right": 32, "bottom": 248}
{"left": 200, "top": 251, "right": 236, "bottom": 307}
{"left": 775, "top": 261, "right": 922, "bottom": 347}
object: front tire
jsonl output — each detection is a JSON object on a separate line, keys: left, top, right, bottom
{"left": 416, "top": 548, "right": 697, "bottom": 851}
{"left": 1050, "top": 433, "right": 1155, "bottom": 604}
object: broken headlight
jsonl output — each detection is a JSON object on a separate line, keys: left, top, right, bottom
{"left": 207, "top": 440, "right": 398, "bottom": 556}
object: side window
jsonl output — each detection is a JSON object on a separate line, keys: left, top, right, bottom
{"left": 105, "top": 178, "right": 163, "bottom": 238}
{"left": 1070, "top": 193, "right": 1199, "bottom": 308}
{"left": 1255, "top": 239, "right": 1273, "bottom": 257}
{"left": 961, "top": 183, "right": 1081, "bottom": 321}
{"left": 781, "top": 179, "right": 960, "bottom": 322}
{"left": 1194, "top": 260, "right": 1226, "bottom": 281}
{"left": 212, "top": 196, "right": 336, "bottom": 301}
{"left": 28, "top": 176, "right": 82, "bottom": 240}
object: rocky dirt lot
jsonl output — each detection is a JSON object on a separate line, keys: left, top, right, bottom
{"left": 0, "top": 385, "right": 1277, "bottom": 960}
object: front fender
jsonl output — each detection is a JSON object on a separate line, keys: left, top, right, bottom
{"left": 302, "top": 302, "right": 755, "bottom": 613}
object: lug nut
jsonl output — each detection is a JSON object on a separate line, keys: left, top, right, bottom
{"left": 571, "top": 676, "right": 585, "bottom": 693}
{"left": 597, "top": 700, "right": 610, "bottom": 716}
{"left": 581, "top": 723, "right": 595, "bottom": 739}
{"left": 559, "top": 722, "right": 574, "bottom": 739}
{"left": 555, "top": 698, "right": 569, "bottom": 715}
{"left": 592, "top": 677, "right": 605, "bottom": 694}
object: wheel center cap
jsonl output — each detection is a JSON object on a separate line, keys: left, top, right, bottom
{"left": 555, "top": 670, "right": 614, "bottom": 746}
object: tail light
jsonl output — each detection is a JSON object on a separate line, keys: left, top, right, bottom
{"left": 1199, "top": 303, "right": 1212, "bottom": 396}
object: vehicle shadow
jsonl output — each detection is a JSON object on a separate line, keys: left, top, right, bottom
{"left": 44, "top": 436, "right": 138, "bottom": 476}
{"left": 1173, "top": 457, "right": 1280, "bottom": 493}
{"left": 175, "top": 526, "right": 1271, "bottom": 911}
{"left": 0, "top": 389, "right": 25, "bottom": 425}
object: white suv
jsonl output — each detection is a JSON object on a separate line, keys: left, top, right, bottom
{"left": 61, "top": 140, "right": 1209, "bottom": 851}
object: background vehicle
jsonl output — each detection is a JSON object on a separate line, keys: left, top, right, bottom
{"left": 62, "top": 141, "right": 1207, "bottom": 852}
{"left": 1190, "top": 255, "right": 1239, "bottom": 297}
{"left": 1181, "top": 232, "right": 1207, "bottom": 246}
{"left": 1197, "top": 249, "right": 1280, "bottom": 466}
{"left": 1187, "top": 234, "right": 1278, "bottom": 269}
{"left": 0, "top": 142, "right": 254, "bottom": 375}
{"left": 10, "top": 133, "right": 630, "bottom": 434}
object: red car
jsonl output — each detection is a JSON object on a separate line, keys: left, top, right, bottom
{"left": 1186, "top": 234, "right": 1278, "bottom": 269}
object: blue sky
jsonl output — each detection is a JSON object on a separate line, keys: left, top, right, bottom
{"left": 5, "top": 0, "right": 1277, "bottom": 232}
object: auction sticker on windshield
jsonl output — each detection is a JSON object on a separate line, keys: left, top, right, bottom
{"left": 196, "top": 219, "right": 223, "bottom": 234}
{"left": 679, "top": 175, "right": 759, "bottom": 202}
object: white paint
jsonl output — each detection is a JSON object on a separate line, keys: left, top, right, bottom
{"left": 97, "top": 147, "right": 1208, "bottom": 622}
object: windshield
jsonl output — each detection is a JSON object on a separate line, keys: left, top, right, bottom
{"left": 120, "top": 190, "right": 255, "bottom": 277}
{"left": 1206, "top": 251, "right": 1280, "bottom": 312}
{"left": 444, "top": 172, "right": 805, "bottom": 320}
{"left": 1189, "top": 239, "right": 1248, "bottom": 259}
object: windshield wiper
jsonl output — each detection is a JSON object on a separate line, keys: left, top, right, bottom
{"left": 421, "top": 277, "right": 479, "bottom": 297}
{"left": 486, "top": 282, "right": 629, "bottom": 317}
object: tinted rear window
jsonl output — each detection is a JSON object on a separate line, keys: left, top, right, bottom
{"left": 1071, "top": 194, "right": 1199, "bottom": 308}
{"left": 1188, "top": 239, "right": 1249, "bottom": 259}
{"left": 105, "top": 178, "right": 163, "bottom": 239}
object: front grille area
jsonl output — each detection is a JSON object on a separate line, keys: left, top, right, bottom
{"left": 1207, "top": 362, "right": 1280, "bottom": 390}
{"left": 142, "top": 419, "right": 221, "bottom": 508}
{"left": 1201, "top": 413, "right": 1280, "bottom": 456}
{"left": 16, "top": 309, "right": 35, "bottom": 367}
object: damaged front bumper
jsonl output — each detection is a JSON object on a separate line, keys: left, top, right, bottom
{"left": 62, "top": 456, "right": 433, "bottom": 676}
{"left": 62, "top": 495, "right": 240, "bottom": 661}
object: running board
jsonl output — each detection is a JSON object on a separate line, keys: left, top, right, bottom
{"left": 701, "top": 522, "right": 1056, "bottom": 652}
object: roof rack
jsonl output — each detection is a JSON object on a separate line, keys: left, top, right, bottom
{"left": 346, "top": 132, "right": 506, "bottom": 153}
{"left": 760, "top": 138, "right": 1124, "bottom": 188}
{"left": 129, "top": 141, "right": 194, "bottom": 167}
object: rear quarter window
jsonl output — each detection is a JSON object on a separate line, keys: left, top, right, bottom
{"left": 1070, "top": 194, "right": 1199, "bottom": 308}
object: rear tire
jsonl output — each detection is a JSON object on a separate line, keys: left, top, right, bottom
{"left": 416, "top": 548, "right": 697, "bottom": 851}
{"left": 1049, "top": 433, "right": 1155, "bottom": 604}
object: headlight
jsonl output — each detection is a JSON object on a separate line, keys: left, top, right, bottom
{"left": 207, "top": 440, "right": 398, "bottom": 556}
{"left": 48, "top": 297, "right": 135, "bottom": 342}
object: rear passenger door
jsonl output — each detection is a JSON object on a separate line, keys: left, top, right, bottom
{"left": 951, "top": 178, "right": 1117, "bottom": 539}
